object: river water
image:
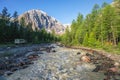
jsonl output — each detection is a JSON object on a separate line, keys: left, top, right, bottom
{"left": 0, "top": 44, "right": 119, "bottom": 80}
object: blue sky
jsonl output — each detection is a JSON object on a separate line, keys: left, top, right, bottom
{"left": 0, "top": 0, "right": 113, "bottom": 24}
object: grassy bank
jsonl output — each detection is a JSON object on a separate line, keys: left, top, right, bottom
{"left": 65, "top": 43, "right": 120, "bottom": 55}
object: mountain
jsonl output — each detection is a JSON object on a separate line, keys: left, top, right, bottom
{"left": 63, "top": 24, "right": 71, "bottom": 28}
{"left": 63, "top": 24, "right": 71, "bottom": 31}
{"left": 18, "top": 9, "right": 65, "bottom": 34}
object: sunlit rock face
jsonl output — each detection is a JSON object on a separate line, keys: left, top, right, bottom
{"left": 19, "top": 9, "right": 65, "bottom": 34}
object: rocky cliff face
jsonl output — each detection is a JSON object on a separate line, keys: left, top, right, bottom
{"left": 18, "top": 9, "right": 65, "bottom": 34}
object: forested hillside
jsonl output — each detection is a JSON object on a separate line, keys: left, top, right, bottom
{"left": 61, "top": 0, "right": 120, "bottom": 53}
{"left": 0, "top": 7, "right": 58, "bottom": 44}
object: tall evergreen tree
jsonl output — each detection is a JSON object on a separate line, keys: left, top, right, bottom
{"left": 0, "top": 7, "right": 11, "bottom": 43}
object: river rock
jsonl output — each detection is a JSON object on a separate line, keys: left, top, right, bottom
{"left": 11, "top": 67, "right": 19, "bottom": 72}
{"left": 4, "top": 71, "right": 13, "bottom": 76}
{"left": 25, "top": 52, "right": 35, "bottom": 57}
{"left": 108, "top": 67, "right": 118, "bottom": 73}
{"left": 114, "top": 62, "right": 120, "bottom": 67}
{"left": 52, "top": 50, "right": 56, "bottom": 53}
{"left": 80, "top": 55, "right": 90, "bottom": 62}
{"left": 77, "top": 52, "right": 81, "bottom": 55}
{"left": 0, "top": 70, "right": 4, "bottom": 75}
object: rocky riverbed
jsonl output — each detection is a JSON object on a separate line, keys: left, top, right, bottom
{"left": 0, "top": 44, "right": 120, "bottom": 80}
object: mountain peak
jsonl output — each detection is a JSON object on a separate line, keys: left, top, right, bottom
{"left": 19, "top": 9, "right": 65, "bottom": 34}
{"left": 26, "top": 9, "right": 47, "bottom": 15}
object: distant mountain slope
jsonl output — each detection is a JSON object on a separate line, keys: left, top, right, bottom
{"left": 18, "top": 9, "right": 65, "bottom": 34}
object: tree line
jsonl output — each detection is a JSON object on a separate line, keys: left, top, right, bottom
{"left": 0, "top": 7, "right": 58, "bottom": 44}
{"left": 61, "top": 0, "right": 120, "bottom": 48}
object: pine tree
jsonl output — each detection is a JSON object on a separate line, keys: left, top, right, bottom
{"left": 113, "top": 0, "right": 120, "bottom": 43}
{"left": 74, "top": 13, "right": 84, "bottom": 44}
{"left": 0, "top": 7, "right": 11, "bottom": 43}
{"left": 83, "top": 33, "right": 89, "bottom": 46}
{"left": 62, "top": 27, "right": 71, "bottom": 45}
{"left": 101, "top": 5, "right": 117, "bottom": 45}
{"left": 88, "top": 32, "right": 96, "bottom": 47}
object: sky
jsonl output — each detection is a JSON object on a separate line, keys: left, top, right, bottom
{"left": 0, "top": 0, "right": 113, "bottom": 24}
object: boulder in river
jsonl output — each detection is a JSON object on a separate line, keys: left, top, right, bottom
{"left": 0, "top": 70, "right": 4, "bottom": 75}
{"left": 77, "top": 52, "right": 81, "bottom": 55}
{"left": 25, "top": 52, "right": 39, "bottom": 60}
{"left": 114, "top": 62, "right": 120, "bottom": 67}
{"left": 4, "top": 71, "right": 13, "bottom": 76}
{"left": 52, "top": 50, "right": 56, "bottom": 53}
{"left": 107, "top": 67, "right": 118, "bottom": 73}
{"left": 80, "top": 55, "right": 90, "bottom": 63}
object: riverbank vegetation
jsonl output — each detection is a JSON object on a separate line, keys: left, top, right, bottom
{"left": 61, "top": 0, "right": 120, "bottom": 54}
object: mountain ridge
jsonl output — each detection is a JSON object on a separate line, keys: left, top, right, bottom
{"left": 18, "top": 9, "right": 65, "bottom": 34}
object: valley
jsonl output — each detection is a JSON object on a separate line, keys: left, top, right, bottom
{"left": 0, "top": 0, "right": 120, "bottom": 80}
